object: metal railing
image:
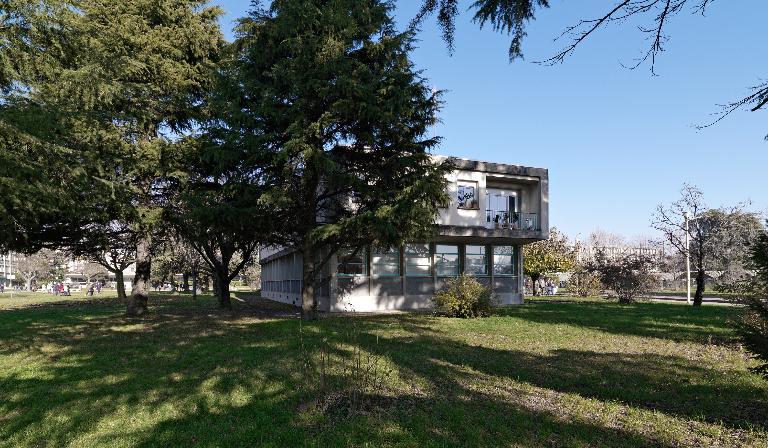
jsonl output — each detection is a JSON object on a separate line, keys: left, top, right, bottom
{"left": 486, "top": 210, "right": 539, "bottom": 231}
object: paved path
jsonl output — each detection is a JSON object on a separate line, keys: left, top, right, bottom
{"left": 646, "top": 295, "right": 736, "bottom": 306}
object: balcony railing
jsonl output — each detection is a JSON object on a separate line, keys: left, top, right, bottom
{"left": 486, "top": 210, "right": 539, "bottom": 231}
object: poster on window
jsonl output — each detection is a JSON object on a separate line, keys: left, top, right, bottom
{"left": 457, "top": 183, "right": 478, "bottom": 209}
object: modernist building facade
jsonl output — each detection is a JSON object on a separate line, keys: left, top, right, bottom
{"left": 260, "top": 157, "right": 549, "bottom": 312}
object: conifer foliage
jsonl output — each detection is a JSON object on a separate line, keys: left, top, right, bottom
{"left": 224, "top": 0, "right": 451, "bottom": 319}
{"left": 0, "top": 0, "right": 224, "bottom": 315}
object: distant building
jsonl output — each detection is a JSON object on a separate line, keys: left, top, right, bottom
{"left": 0, "top": 252, "right": 17, "bottom": 287}
{"left": 261, "top": 156, "right": 550, "bottom": 312}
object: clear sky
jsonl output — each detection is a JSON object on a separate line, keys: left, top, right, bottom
{"left": 214, "top": 1, "right": 767, "bottom": 241}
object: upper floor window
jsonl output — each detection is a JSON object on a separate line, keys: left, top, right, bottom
{"left": 457, "top": 181, "right": 479, "bottom": 209}
{"left": 372, "top": 247, "right": 400, "bottom": 276}
{"left": 405, "top": 244, "right": 432, "bottom": 277}
{"left": 338, "top": 248, "right": 367, "bottom": 277}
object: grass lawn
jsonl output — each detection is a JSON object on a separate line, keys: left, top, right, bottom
{"left": 0, "top": 293, "right": 766, "bottom": 447}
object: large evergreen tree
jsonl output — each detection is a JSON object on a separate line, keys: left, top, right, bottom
{"left": 226, "top": 0, "right": 450, "bottom": 319}
{"left": 0, "top": 0, "right": 223, "bottom": 315}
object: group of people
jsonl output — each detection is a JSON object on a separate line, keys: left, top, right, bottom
{"left": 47, "top": 283, "right": 71, "bottom": 296}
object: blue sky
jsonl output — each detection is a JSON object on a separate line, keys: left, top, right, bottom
{"left": 214, "top": 1, "right": 767, "bottom": 241}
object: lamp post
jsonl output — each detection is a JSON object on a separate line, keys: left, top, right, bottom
{"left": 684, "top": 212, "right": 691, "bottom": 305}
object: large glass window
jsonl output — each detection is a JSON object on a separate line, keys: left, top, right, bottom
{"left": 457, "top": 181, "right": 478, "bottom": 209}
{"left": 434, "top": 244, "right": 459, "bottom": 277}
{"left": 337, "top": 248, "right": 367, "bottom": 276}
{"left": 405, "top": 244, "right": 431, "bottom": 277}
{"left": 493, "top": 246, "right": 515, "bottom": 276}
{"left": 465, "top": 245, "right": 488, "bottom": 276}
{"left": 372, "top": 247, "right": 400, "bottom": 276}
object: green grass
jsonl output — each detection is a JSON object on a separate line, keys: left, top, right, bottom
{"left": 0, "top": 293, "right": 766, "bottom": 447}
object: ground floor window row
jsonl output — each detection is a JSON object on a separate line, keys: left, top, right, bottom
{"left": 338, "top": 243, "right": 517, "bottom": 278}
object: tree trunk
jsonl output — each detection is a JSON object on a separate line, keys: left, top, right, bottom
{"left": 531, "top": 274, "right": 540, "bottom": 296}
{"left": 25, "top": 278, "right": 32, "bottom": 291}
{"left": 214, "top": 267, "right": 231, "bottom": 309}
{"left": 128, "top": 236, "right": 151, "bottom": 316}
{"left": 212, "top": 275, "right": 220, "bottom": 300}
{"left": 192, "top": 270, "right": 198, "bottom": 301}
{"left": 301, "top": 247, "right": 317, "bottom": 320}
{"left": 693, "top": 268, "right": 705, "bottom": 307}
{"left": 182, "top": 273, "right": 190, "bottom": 292}
{"left": 115, "top": 270, "right": 127, "bottom": 302}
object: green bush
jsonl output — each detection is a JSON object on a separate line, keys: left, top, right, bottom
{"left": 570, "top": 268, "right": 603, "bottom": 297}
{"left": 432, "top": 274, "right": 497, "bottom": 318}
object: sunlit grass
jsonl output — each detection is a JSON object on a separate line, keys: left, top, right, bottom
{"left": 0, "top": 294, "right": 765, "bottom": 447}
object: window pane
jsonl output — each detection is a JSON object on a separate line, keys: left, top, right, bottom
{"left": 493, "top": 246, "right": 514, "bottom": 276}
{"left": 405, "top": 244, "right": 431, "bottom": 276}
{"left": 465, "top": 245, "right": 487, "bottom": 276}
{"left": 434, "top": 245, "right": 459, "bottom": 277}
{"left": 372, "top": 248, "right": 400, "bottom": 276}
{"left": 338, "top": 248, "right": 367, "bottom": 276}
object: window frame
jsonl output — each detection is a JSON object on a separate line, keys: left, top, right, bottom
{"left": 457, "top": 181, "right": 479, "bottom": 210}
{"left": 492, "top": 245, "right": 515, "bottom": 277}
{"left": 434, "top": 244, "right": 460, "bottom": 277}
{"left": 371, "top": 247, "right": 401, "bottom": 277}
{"left": 405, "top": 243, "right": 432, "bottom": 277}
{"left": 337, "top": 247, "right": 368, "bottom": 277}
{"left": 465, "top": 244, "right": 488, "bottom": 276}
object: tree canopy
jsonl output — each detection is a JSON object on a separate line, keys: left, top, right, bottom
{"left": 226, "top": 0, "right": 451, "bottom": 319}
{"left": 0, "top": 0, "right": 224, "bottom": 315}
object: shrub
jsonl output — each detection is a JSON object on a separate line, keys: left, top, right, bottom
{"left": 586, "top": 252, "right": 656, "bottom": 304}
{"left": 570, "top": 268, "right": 603, "bottom": 297}
{"left": 432, "top": 274, "right": 497, "bottom": 318}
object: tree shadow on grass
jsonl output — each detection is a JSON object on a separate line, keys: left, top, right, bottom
{"left": 0, "top": 299, "right": 764, "bottom": 447}
{"left": 499, "top": 301, "right": 742, "bottom": 344}
{"left": 351, "top": 320, "right": 768, "bottom": 431}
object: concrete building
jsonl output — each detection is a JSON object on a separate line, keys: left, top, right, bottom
{"left": 0, "top": 252, "right": 17, "bottom": 287}
{"left": 260, "top": 157, "right": 549, "bottom": 312}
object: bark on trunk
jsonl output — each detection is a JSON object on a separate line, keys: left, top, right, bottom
{"left": 693, "top": 268, "right": 705, "bottom": 307}
{"left": 182, "top": 273, "right": 190, "bottom": 292}
{"left": 192, "top": 270, "right": 198, "bottom": 301}
{"left": 214, "top": 268, "right": 231, "bottom": 309}
{"left": 212, "top": 275, "right": 220, "bottom": 300}
{"left": 531, "top": 274, "right": 540, "bottom": 296}
{"left": 128, "top": 237, "right": 151, "bottom": 316}
{"left": 115, "top": 270, "right": 127, "bottom": 302}
{"left": 301, "top": 248, "right": 317, "bottom": 320}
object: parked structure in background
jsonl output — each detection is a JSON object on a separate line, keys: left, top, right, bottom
{"left": 575, "top": 244, "right": 666, "bottom": 263}
{"left": 261, "top": 157, "right": 550, "bottom": 312}
{"left": 0, "top": 252, "right": 17, "bottom": 287}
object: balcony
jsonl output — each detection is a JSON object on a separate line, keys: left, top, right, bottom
{"left": 485, "top": 210, "right": 539, "bottom": 231}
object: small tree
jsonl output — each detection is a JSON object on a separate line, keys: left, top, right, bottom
{"left": 523, "top": 228, "right": 576, "bottom": 295}
{"left": 587, "top": 252, "right": 656, "bottom": 304}
{"left": 15, "top": 250, "right": 60, "bottom": 291}
{"left": 569, "top": 267, "right": 603, "bottom": 298}
{"left": 653, "top": 185, "right": 761, "bottom": 306}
